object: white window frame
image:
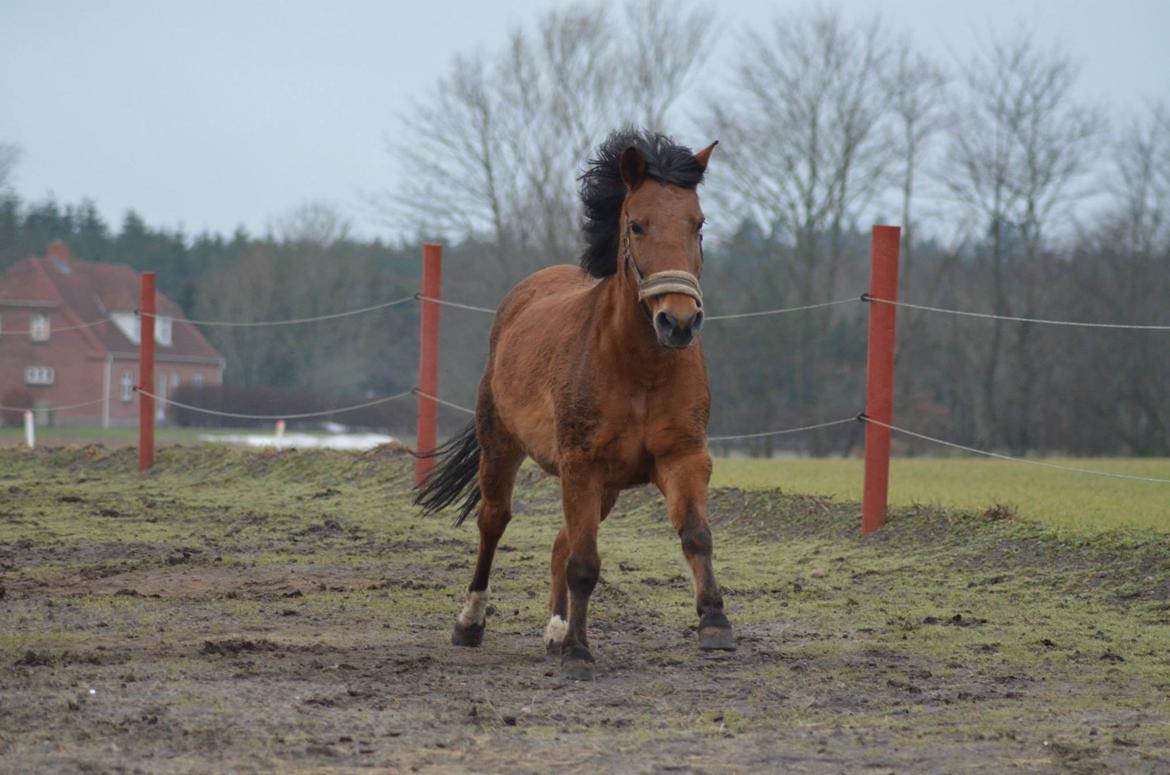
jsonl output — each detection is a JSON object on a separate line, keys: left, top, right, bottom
{"left": 25, "top": 366, "right": 55, "bottom": 385}
{"left": 193, "top": 373, "right": 204, "bottom": 387}
{"left": 30, "top": 313, "right": 50, "bottom": 342}
{"left": 120, "top": 370, "right": 134, "bottom": 402}
{"left": 156, "top": 315, "right": 173, "bottom": 346}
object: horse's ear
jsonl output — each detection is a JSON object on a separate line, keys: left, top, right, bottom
{"left": 619, "top": 145, "right": 648, "bottom": 190}
{"left": 693, "top": 141, "right": 719, "bottom": 172}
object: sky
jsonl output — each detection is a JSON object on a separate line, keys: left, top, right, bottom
{"left": 2, "top": 0, "right": 1168, "bottom": 241}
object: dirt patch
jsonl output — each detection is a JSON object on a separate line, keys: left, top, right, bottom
{"left": 1, "top": 448, "right": 1169, "bottom": 773}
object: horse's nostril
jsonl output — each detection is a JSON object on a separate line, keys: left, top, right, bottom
{"left": 655, "top": 311, "right": 678, "bottom": 334}
{"left": 691, "top": 311, "right": 704, "bottom": 333}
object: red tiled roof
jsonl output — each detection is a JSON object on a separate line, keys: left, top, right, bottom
{"left": 0, "top": 244, "right": 224, "bottom": 363}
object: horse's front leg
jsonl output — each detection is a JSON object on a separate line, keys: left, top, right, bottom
{"left": 557, "top": 466, "right": 604, "bottom": 680}
{"left": 655, "top": 451, "right": 735, "bottom": 651}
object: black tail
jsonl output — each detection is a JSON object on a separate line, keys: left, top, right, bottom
{"left": 413, "top": 423, "right": 481, "bottom": 526}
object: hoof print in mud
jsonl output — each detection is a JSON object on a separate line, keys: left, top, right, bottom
{"left": 451, "top": 622, "right": 485, "bottom": 647}
{"left": 560, "top": 646, "right": 596, "bottom": 681}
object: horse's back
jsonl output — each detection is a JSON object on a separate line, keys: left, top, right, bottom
{"left": 495, "top": 264, "right": 595, "bottom": 323}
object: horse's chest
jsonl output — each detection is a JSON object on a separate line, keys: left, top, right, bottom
{"left": 585, "top": 393, "right": 659, "bottom": 479}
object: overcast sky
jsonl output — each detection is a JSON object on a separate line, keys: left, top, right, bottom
{"left": 2, "top": 0, "right": 1168, "bottom": 241}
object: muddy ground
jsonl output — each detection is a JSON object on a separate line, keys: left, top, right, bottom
{"left": 2, "top": 445, "right": 1169, "bottom": 773}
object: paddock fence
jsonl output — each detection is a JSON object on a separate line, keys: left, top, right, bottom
{"left": 7, "top": 225, "right": 1170, "bottom": 532}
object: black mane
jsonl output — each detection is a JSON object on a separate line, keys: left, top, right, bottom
{"left": 578, "top": 128, "right": 706, "bottom": 278}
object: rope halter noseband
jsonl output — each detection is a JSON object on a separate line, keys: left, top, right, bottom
{"left": 624, "top": 241, "right": 704, "bottom": 308}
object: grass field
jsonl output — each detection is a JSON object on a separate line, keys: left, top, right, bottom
{"left": 712, "top": 457, "right": 1170, "bottom": 533}
{"left": 2, "top": 445, "right": 1169, "bottom": 772}
{"left": 5, "top": 425, "right": 1168, "bottom": 533}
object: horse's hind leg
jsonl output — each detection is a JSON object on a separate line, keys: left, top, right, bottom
{"left": 545, "top": 488, "right": 617, "bottom": 659}
{"left": 451, "top": 416, "right": 524, "bottom": 647}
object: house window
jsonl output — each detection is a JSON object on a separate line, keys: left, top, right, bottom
{"left": 120, "top": 370, "right": 134, "bottom": 402}
{"left": 171, "top": 373, "right": 180, "bottom": 388}
{"left": 156, "top": 316, "right": 172, "bottom": 346}
{"left": 193, "top": 373, "right": 204, "bottom": 387}
{"left": 30, "top": 313, "right": 50, "bottom": 342}
{"left": 25, "top": 366, "right": 55, "bottom": 385}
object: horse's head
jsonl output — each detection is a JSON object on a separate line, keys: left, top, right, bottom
{"left": 620, "top": 141, "right": 717, "bottom": 349}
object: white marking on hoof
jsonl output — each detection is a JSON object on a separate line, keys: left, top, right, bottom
{"left": 457, "top": 587, "right": 489, "bottom": 628}
{"left": 544, "top": 614, "right": 568, "bottom": 647}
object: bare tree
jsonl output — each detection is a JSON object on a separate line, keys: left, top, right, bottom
{"left": 1109, "top": 103, "right": 1170, "bottom": 257}
{"left": 624, "top": 0, "right": 713, "bottom": 131}
{"left": 940, "top": 32, "right": 1100, "bottom": 450}
{"left": 1069, "top": 104, "right": 1170, "bottom": 454}
{"left": 705, "top": 7, "right": 893, "bottom": 453}
{"left": 270, "top": 200, "right": 353, "bottom": 247}
{"left": 883, "top": 42, "right": 947, "bottom": 274}
{"left": 380, "top": 0, "right": 714, "bottom": 286}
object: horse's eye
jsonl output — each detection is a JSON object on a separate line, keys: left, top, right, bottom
{"left": 696, "top": 220, "right": 705, "bottom": 233}
{"left": 630, "top": 222, "right": 644, "bottom": 236}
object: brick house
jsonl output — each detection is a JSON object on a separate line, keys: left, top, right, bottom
{"left": 0, "top": 242, "right": 225, "bottom": 427}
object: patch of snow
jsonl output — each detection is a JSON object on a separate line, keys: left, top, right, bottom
{"left": 199, "top": 432, "right": 395, "bottom": 451}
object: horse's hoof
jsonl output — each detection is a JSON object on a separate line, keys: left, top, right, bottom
{"left": 698, "top": 611, "right": 736, "bottom": 651}
{"left": 545, "top": 640, "right": 562, "bottom": 663}
{"left": 451, "top": 622, "right": 485, "bottom": 647}
{"left": 699, "top": 625, "right": 736, "bottom": 651}
{"left": 560, "top": 645, "right": 595, "bottom": 681}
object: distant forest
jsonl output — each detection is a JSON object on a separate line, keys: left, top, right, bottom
{"left": 2, "top": 3, "right": 1167, "bottom": 456}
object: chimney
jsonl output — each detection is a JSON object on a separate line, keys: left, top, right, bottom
{"left": 46, "top": 240, "right": 72, "bottom": 273}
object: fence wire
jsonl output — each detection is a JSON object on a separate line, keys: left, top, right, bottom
{"left": 0, "top": 396, "right": 110, "bottom": 412}
{"left": 706, "top": 298, "right": 860, "bottom": 321}
{"left": 416, "top": 295, "right": 497, "bottom": 315}
{"left": 867, "top": 296, "right": 1170, "bottom": 331}
{"left": 138, "top": 295, "right": 416, "bottom": 327}
{"left": 860, "top": 415, "right": 1170, "bottom": 485}
{"left": 412, "top": 389, "right": 476, "bottom": 415}
{"left": 134, "top": 388, "right": 414, "bottom": 420}
{"left": 2, "top": 318, "right": 113, "bottom": 335}
{"left": 708, "top": 417, "right": 858, "bottom": 441}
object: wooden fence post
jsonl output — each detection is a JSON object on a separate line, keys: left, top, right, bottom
{"left": 415, "top": 244, "right": 443, "bottom": 485}
{"left": 138, "top": 271, "right": 156, "bottom": 472}
{"left": 862, "top": 225, "right": 901, "bottom": 532}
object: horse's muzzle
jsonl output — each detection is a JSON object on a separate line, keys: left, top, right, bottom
{"left": 654, "top": 308, "right": 703, "bottom": 348}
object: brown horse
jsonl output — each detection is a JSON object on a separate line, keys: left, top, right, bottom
{"left": 416, "top": 128, "right": 733, "bottom": 680}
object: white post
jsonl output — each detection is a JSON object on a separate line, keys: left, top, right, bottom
{"left": 24, "top": 410, "right": 34, "bottom": 449}
{"left": 275, "top": 419, "right": 286, "bottom": 448}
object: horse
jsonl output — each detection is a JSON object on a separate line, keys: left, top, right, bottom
{"left": 415, "top": 128, "right": 734, "bottom": 681}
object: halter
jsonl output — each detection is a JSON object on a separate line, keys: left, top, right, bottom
{"left": 623, "top": 239, "right": 704, "bottom": 308}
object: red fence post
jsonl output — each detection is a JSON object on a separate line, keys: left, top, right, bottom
{"left": 138, "top": 271, "right": 156, "bottom": 472}
{"left": 862, "top": 225, "right": 901, "bottom": 533}
{"left": 415, "top": 243, "right": 443, "bottom": 485}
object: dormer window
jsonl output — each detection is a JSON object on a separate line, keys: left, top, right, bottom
{"left": 30, "top": 313, "right": 50, "bottom": 342}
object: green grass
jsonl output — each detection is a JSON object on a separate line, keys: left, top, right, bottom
{"left": 713, "top": 456, "right": 1170, "bottom": 533}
